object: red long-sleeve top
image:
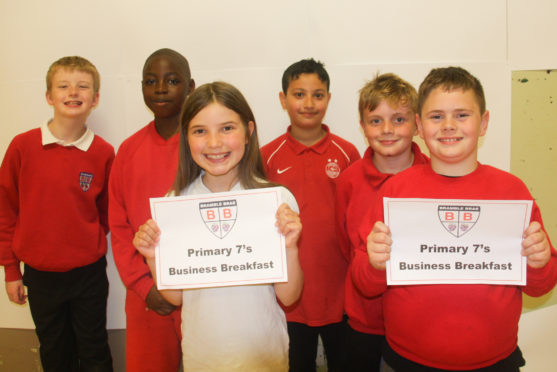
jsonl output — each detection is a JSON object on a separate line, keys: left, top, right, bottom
{"left": 335, "top": 143, "right": 427, "bottom": 334}
{"left": 0, "top": 127, "right": 114, "bottom": 280}
{"left": 351, "top": 163, "right": 557, "bottom": 370}
{"left": 108, "top": 122, "right": 179, "bottom": 300}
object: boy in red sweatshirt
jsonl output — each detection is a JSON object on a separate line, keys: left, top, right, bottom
{"left": 335, "top": 73, "right": 428, "bottom": 371}
{"left": 352, "top": 66, "right": 557, "bottom": 371}
{"left": 0, "top": 56, "right": 114, "bottom": 372}
{"left": 108, "top": 48, "right": 195, "bottom": 372}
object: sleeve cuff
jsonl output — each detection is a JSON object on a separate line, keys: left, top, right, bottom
{"left": 4, "top": 263, "right": 22, "bottom": 282}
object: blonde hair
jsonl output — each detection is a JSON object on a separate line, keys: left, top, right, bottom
{"left": 172, "top": 82, "right": 274, "bottom": 194}
{"left": 358, "top": 73, "right": 417, "bottom": 120}
{"left": 46, "top": 56, "right": 100, "bottom": 93}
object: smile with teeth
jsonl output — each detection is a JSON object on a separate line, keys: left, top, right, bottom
{"left": 65, "top": 101, "right": 82, "bottom": 106}
{"left": 439, "top": 137, "right": 462, "bottom": 143}
{"left": 205, "top": 153, "right": 229, "bottom": 160}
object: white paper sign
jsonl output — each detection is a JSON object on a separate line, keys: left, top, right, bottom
{"left": 150, "top": 187, "right": 288, "bottom": 289}
{"left": 384, "top": 198, "right": 532, "bottom": 285}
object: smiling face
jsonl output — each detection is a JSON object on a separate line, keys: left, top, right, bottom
{"left": 362, "top": 99, "right": 416, "bottom": 167}
{"left": 417, "top": 87, "right": 489, "bottom": 176}
{"left": 187, "top": 102, "right": 254, "bottom": 192}
{"left": 142, "top": 54, "right": 193, "bottom": 119}
{"left": 46, "top": 68, "right": 99, "bottom": 120}
{"left": 279, "top": 73, "right": 330, "bottom": 130}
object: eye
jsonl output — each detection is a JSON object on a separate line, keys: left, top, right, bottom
{"left": 314, "top": 93, "right": 324, "bottom": 99}
{"left": 143, "top": 79, "right": 156, "bottom": 86}
{"left": 456, "top": 112, "right": 470, "bottom": 119}
{"left": 58, "top": 84, "right": 68, "bottom": 89}
{"left": 222, "top": 124, "right": 237, "bottom": 133}
{"left": 429, "top": 114, "right": 443, "bottom": 121}
{"left": 393, "top": 116, "right": 407, "bottom": 125}
{"left": 293, "top": 92, "right": 304, "bottom": 98}
{"left": 368, "top": 118, "right": 382, "bottom": 126}
{"left": 168, "top": 78, "right": 180, "bottom": 85}
{"left": 190, "top": 128, "right": 205, "bottom": 135}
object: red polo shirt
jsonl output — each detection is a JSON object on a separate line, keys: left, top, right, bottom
{"left": 261, "top": 125, "right": 360, "bottom": 325}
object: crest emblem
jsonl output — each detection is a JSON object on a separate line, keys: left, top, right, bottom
{"left": 438, "top": 205, "right": 480, "bottom": 237}
{"left": 325, "top": 158, "right": 340, "bottom": 179}
{"left": 79, "top": 172, "right": 93, "bottom": 192}
{"left": 199, "top": 199, "right": 238, "bottom": 239}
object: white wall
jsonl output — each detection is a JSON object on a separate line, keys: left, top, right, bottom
{"left": 1, "top": 1, "right": 557, "bottom": 367}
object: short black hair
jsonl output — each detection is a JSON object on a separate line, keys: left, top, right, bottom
{"left": 282, "top": 58, "right": 330, "bottom": 93}
{"left": 143, "top": 48, "right": 191, "bottom": 79}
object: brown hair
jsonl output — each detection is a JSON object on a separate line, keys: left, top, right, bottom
{"left": 172, "top": 81, "right": 273, "bottom": 194}
{"left": 46, "top": 56, "right": 100, "bottom": 93}
{"left": 358, "top": 73, "right": 417, "bottom": 121}
{"left": 418, "top": 66, "right": 486, "bottom": 116}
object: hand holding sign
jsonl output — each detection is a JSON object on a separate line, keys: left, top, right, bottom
{"left": 366, "top": 221, "right": 392, "bottom": 271}
{"left": 522, "top": 221, "right": 551, "bottom": 269}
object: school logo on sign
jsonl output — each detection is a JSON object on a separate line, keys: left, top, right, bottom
{"left": 438, "top": 205, "right": 480, "bottom": 237}
{"left": 199, "top": 200, "right": 238, "bottom": 239}
{"left": 79, "top": 172, "right": 93, "bottom": 192}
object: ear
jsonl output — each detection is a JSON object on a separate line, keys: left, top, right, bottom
{"left": 45, "top": 91, "right": 54, "bottom": 106}
{"left": 246, "top": 121, "right": 255, "bottom": 144}
{"left": 188, "top": 78, "right": 196, "bottom": 93}
{"left": 359, "top": 119, "right": 365, "bottom": 129}
{"left": 479, "top": 110, "right": 489, "bottom": 136}
{"left": 91, "top": 92, "right": 100, "bottom": 108}
{"left": 279, "top": 91, "right": 287, "bottom": 110}
{"left": 416, "top": 113, "right": 425, "bottom": 140}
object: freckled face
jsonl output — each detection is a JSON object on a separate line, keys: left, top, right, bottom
{"left": 361, "top": 100, "right": 416, "bottom": 160}
{"left": 142, "top": 55, "right": 192, "bottom": 119}
{"left": 417, "top": 87, "right": 489, "bottom": 175}
{"left": 46, "top": 69, "right": 99, "bottom": 119}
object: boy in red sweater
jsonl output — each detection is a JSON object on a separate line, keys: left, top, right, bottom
{"left": 335, "top": 73, "right": 428, "bottom": 371}
{"left": 352, "top": 66, "right": 557, "bottom": 371}
{"left": 261, "top": 58, "right": 360, "bottom": 372}
{"left": 108, "top": 48, "right": 195, "bottom": 372}
{"left": 0, "top": 56, "right": 114, "bottom": 371}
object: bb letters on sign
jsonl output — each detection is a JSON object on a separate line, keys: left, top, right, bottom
{"left": 383, "top": 198, "right": 532, "bottom": 286}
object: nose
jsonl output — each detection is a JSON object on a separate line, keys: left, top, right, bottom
{"left": 303, "top": 95, "right": 314, "bottom": 109}
{"left": 68, "top": 85, "right": 78, "bottom": 96}
{"left": 155, "top": 79, "right": 168, "bottom": 94}
{"left": 382, "top": 120, "right": 394, "bottom": 134}
{"left": 440, "top": 117, "right": 456, "bottom": 132}
{"left": 207, "top": 131, "right": 221, "bottom": 147}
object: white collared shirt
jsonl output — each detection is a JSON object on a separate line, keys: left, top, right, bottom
{"left": 41, "top": 120, "right": 94, "bottom": 151}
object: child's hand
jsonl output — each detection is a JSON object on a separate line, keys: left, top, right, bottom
{"left": 522, "top": 221, "right": 551, "bottom": 269}
{"left": 145, "top": 285, "right": 177, "bottom": 315}
{"left": 276, "top": 203, "right": 302, "bottom": 250}
{"left": 367, "top": 221, "right": 392, "bottom": 270}
{"left": 5, "top": 280, "right": 27, "bottom": 305}
{"left": 133, "top": 219, "right": 161, "bottom": 259}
